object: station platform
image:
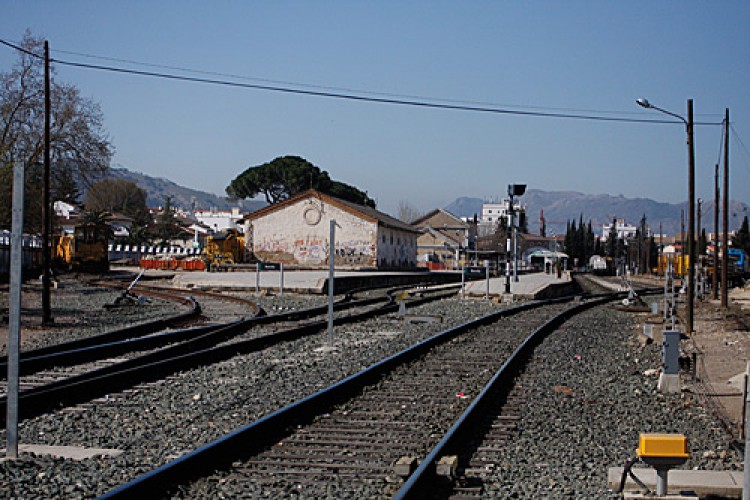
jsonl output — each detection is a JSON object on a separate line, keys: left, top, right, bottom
{"left": 608, "top": 467, "right": 743, "bottom": 499}
{"left": 171, "top": 270, "right": 459, "bottom": 294}
{"left": 168, "top": 269, "right": 574, "bottom": 298}
{"left": 463, "top": 271, "right": 574, "bottom": 299}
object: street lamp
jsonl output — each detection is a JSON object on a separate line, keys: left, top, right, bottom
{"left": 636, "top": 98, "right": 696, "bottom": 334}
{"left": 505, "top": 183, "right": 526, "bottom": 294}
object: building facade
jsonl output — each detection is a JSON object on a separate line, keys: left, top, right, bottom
{"left": 601, "top": 218, "right": 639, "bottom": 241}
{"left": 244, "top": 190, "right": 418, "bottom": 270}
{"left": 478, "top": 199, "right": 525, "bottom": 237}
{"left": 411, "top": 209, "right": 474, "bottom": 270}
{"left": 195, "top": 207, "right": 246, "bottom": 234}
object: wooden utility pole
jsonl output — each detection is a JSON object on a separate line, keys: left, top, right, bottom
{"left": 42, "top": 41, "right": 53, "bottom": 325}
{"left": 687, "top": 99, "right": 695, "bottom": 335}
{"left": 721, "top": 108, "right": 729, "bottom": 308}
{"left": 713, "top": 164, "right": 719, "bottom": 300}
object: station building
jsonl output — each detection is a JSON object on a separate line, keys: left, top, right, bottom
{"left": 411, "top": 208, "right": 474, "bottom": 270}
{"left": 243, "top": 190, "right": 419, "bottom": 270}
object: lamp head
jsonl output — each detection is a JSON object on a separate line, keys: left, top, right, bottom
{"left": 636, "top": 98, "right": 652, "bottom": 109}
{"left": 508, "top": 184, "right": 527, "bottom": 197}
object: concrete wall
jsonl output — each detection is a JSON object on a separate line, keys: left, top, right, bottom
{"left": 375, "top": 226, "right": 418, "bottom": 269}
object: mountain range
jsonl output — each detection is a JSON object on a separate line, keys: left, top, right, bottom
{"left": 108, "top": 167, "right": 266, "bottom": 213}
{"left": 109, "top": 167, "right": 747, "bottom": 236}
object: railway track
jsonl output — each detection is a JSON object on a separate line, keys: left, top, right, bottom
{"left": 0, "top": 285, "right": 457, "bottom": 428}
{"left": 101, "top": 293, "right": 621, "bottom": 498}
{"left": 90, "top": 279, "right": 264, "bottom": 324}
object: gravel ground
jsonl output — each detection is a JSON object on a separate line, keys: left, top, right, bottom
{"left": 0, "top": 277, "right": 186, "bottom": 355}
{"left": 0, "top": 287, "right": 500, "bottom": 498}
{"left": 481, "top": 304, "right": 743, "bottom": 498}
{"left": 0, "top": 279, "right": 742, "bottom": 499}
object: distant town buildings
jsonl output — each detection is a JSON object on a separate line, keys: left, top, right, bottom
{"left": 194, "top": 207, "right": 245, "bottom": 233}
{"left": 411, "top": 209, "right": 474, "bottom": 270}
{"left": 477, "top": 198, "right": 525, "bottom": 237}
{"left": 601, "top": 218, "right": 640, "bottom": 241}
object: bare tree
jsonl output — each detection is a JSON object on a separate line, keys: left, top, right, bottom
{"left": 85, "top": 178, "right": 150, "bottom": 226}
{"left": 397, "top": 200, "right": 422, "bottom": 224}
{"left": 1, "top": 31, "right": 113, "bottom": 230}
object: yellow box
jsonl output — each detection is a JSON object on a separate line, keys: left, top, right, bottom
{"left": 636, "top": 433, "right": 689, "bottom": 459}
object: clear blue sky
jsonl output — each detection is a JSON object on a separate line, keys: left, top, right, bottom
{"left": 3, "top": 2, "right": 749, "bottom": 217}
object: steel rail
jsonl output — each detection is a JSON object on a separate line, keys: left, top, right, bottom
{"left": 0, "top": 282, "right": 392, "bottom": 378}
{"left": 99, "top": 294, "right": 580, "bottom": 499}
{"left": 0, "top": 289, "right": 454, "bottom": 429}
{"left": 0, "top": 295, "right": 200, "bottom": 373}
{"left": 394, "top": 293, "right": 617, "bottom": 498}
{"left": 0, "top": 292, "right": 369, "bottom": 379}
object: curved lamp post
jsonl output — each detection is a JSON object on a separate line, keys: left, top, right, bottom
{"left": 636, "top": 98, "right": 695, "bottom": 334}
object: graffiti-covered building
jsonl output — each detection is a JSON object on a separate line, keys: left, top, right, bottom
{"left": 244, "top": 190, "right": 418, "bottom": 270}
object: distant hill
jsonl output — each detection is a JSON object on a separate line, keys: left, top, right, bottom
{"left": 444, "top": 189, "right": 748, "bottom": 236}
{"left": 106, "top": 167, "right": 267, "bottom": 213}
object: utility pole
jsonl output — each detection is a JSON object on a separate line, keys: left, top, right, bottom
{"left": 680, "top": 210, "right": 685, "bottom": 274}
{"left": 687, "top": 99, "right": 695, "bottom": 335}
{"left": 721, "top": 108, "right": 729, "bottom": 309}
{"left": 42, "top": 41, "right": 53, "bottom": 325}
{"left": 713, "top": 164, "right": 719, "bottom": 300}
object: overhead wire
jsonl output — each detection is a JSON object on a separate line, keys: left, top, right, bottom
{"left": 0, "top": 37, "right": 724, "bottom": 126}
{"left": 730, "top": 124, "right": 750, "bottom": 177}
{"left": 52, "top": 46, "right": 674, "bottom": 117}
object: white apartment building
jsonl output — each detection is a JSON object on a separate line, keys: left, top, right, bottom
{"left": 601, "top": 218, "right": 641, "bottom": 241}
{"left": 194, "top": 207, "right": 246, "bottom": 234}
{"left": 478, "top": 199, "right": 525, "bottom": 236}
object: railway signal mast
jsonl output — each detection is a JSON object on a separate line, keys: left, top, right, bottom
{"left": 505, "top": 184, "right": 526, "bottom": 294}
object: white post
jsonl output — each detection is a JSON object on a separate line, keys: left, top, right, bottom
{"left": 6, "top": 161, "right": 25, "bottom": 459}
{"left": 255, "top": 263, "right": 260, "bottom": 294}
{"left": 327, "top": 220, "right": 336, "bottom": 346}
{"left": 513, "top": 212, "right": 519, "bottom": 282}
{"left": 484, "top": 259, "right": 490, "bottom": 300}
{"left": 461, "top": 266, "right": 465, "bottom": 299}
{"left": 279, "top": 263, "right": 284, "bottom": 297}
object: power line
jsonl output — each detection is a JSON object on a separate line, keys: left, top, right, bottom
{"left": 0, "top": 37, "right": 724, "bottom": 126}
{"left": 52, "top": 46, "right": 677, "bottom": 117}
{"left": 730, "top": 124, "right": 750, "bottom": 177}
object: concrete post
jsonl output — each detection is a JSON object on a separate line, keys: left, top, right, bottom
{"left": 484, "top": 260, "right": 490, "bottom": 299}
{"left": 6, "top": 161, "right": 25, "bottom": 459}
{"left": 327, "top": 220, "right": 336, "bottom": 346}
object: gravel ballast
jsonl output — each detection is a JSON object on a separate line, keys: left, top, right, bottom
{"left": 0, "top": 286, "right": 742, "bottom": 498}
{"left": 479, "top": 304, "right": 742, "bottom": 498}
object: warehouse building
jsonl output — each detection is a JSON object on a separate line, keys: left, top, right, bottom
{"left": 244, "top": 190, "right": 419, "bottom": 270}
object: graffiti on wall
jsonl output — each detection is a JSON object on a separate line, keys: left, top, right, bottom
{"left": 254, "top": 237, "right": 376, "bottom": 268}
{"left": 333, "top": 239, "right": 376, "bottom": 266}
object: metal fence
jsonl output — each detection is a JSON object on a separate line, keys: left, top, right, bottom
{"left": 0, "top": 230, "right": 43, "bottom": 280}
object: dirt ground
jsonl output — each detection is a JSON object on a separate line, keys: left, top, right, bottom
{"left": 687, "top": 284, "right": 750, "bottom": 438}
